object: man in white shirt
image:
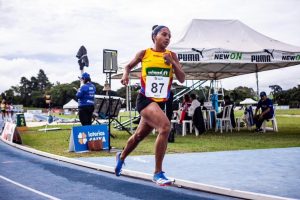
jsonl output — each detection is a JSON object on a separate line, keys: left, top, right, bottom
{"left": 188, "top": 93, "right": 200, "bottom": 117}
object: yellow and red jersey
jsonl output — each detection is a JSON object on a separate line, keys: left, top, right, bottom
{"left": 140, "top": 48, "right": 173, "bottom": 102}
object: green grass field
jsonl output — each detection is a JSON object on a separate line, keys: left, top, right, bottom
{"left": 19, "top": 109, "right": 300, "bottom": 158}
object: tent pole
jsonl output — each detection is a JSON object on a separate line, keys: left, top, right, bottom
{"left": 210, "top": 79, "right": 219, "bottom": 112}
{"left": 126, "top": 85, "right": 129, "bottom": 111}
{"left": 256, "top": 64, "right": 259, "bottom": 96}
{"left": 128, "top": 74, "right": 132, "bottom": 133}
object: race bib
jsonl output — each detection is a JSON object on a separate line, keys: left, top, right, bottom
{"left": 145, "top": 68, "right": 170, "bottom": 98}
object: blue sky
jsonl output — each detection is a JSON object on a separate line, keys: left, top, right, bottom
{"left": 0, "top": 0, "right": 299, "bottom": 94}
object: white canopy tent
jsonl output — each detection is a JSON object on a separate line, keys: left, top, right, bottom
{"left": 63, "top": 99, "right": 78, "bottom": 109}
{"left": 170, "top": 19, "right": 300, "bottom": 81}
{"left": 112, "top": 19, "right": 300, "bottom": 114}
{"left": 240, "top": 98, "right": 258, "bottom": 105}
{"left": 113, "top": 19, "right": 300, "bottom": 86}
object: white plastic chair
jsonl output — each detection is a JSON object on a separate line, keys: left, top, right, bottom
{"left": 186, "top": 107, "right": 207, "bottom": 136}
{"left": 235, "top": 117, "right": 242, "bottom": 131}
{"left": 262, "top": 106, "right": 278, "bottom": 132}
{"left": 182, "top": 120, "right": 193, "bottom": 136}
{"left": 236, "top": 105, "right": 254, "bottom": 131}
{"left": 215, "top": 105, "right": 233, "bottom": 133}
{"left": 201, "top": 110, "right": 209, "bottom": 130}
{"left": 206, "top": 110, "right": 216, "bottom": 130}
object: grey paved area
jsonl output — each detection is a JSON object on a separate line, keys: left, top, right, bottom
{"left": 77, "top": 147, "right": 300, "bottom": 199}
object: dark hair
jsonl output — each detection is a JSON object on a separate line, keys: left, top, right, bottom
{"left": 152, "top": 25, "right": 158, "bottom": 31}
{"left": 183, "top": 94, "right": 190, "bottom": 102}
{"left": 83, "top": 77, "right": 91, "bottom": 83}
{"left": 190, "top": 93, "right": 197, "bottom": 100}
{"left": 151, "top": 25, "right": 167, "bottom": 42}
{"left": 224, "top": 95, "right": 230, "bottom": 101}
{"left": 200, "top": 99, "right": 204, "bottom": 105}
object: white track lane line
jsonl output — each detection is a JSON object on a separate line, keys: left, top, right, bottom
{"left": 0, "top": 175, "right": 61, "bottom": 200}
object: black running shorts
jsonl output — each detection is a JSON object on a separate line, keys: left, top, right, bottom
{"left": 136, "top": 93, "right": 165, "bottom": 113}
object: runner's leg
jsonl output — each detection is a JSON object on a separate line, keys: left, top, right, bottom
{"left": 140, "top": 102, "right": 171, "bottom": 174}
{"left": 120, "top": 117, "right": 153, "bottom": 160}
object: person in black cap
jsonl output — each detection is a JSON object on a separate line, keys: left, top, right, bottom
{"left": 254, "top": 91, "right": 274, "bottom": 132}
{"left": 76, "top": 72, "right": 96, "bottom": 126}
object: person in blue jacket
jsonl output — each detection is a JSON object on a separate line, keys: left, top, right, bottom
{"left": 254, "top": 91, "right": 274, "bottom": 132}
{"left": 76, "top": 72, "right": 96, "bottom": 126}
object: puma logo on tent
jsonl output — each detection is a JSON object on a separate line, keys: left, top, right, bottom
{"left": 192, "top": 48, "right": 204, "bottom": 58}
{"left": 264, "top": 49, "right": 274, "bottom": 59}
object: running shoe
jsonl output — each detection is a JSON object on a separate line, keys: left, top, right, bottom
{"left": 153, "top": 171, "right": 173, "bottom": 186}
{"left": 115, "top": 152, "right": 124, "bottom": 176}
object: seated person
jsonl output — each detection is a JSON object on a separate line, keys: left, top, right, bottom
{"left": 199, "top": 99, "right": 208, "bottom": 121}
{"left": 179, "top": 94, "right": 191, "bottom": 123}
{"left": 217, "top": 95, "right": 236, "bottom": 128}
{"left": 177, "top": 93, "right": 199, "bottom": 134}
{"left": 253, "top": 91, "right": 274, "bottom": 132}
{"left": 200, "top": 99, "right": 208, "bottom": 110}
{"left": 188, "top": 93, "right": 200, "bottom": 118}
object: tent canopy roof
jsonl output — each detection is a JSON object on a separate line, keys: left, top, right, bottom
{"left": 172, "top": 19, "right": 300, "bottom": 52}
{"left": 63, "top": 99, "right": 78, "bottom": 109}
{"left": 113, "top": 19, "right": 300, "bottom": 80}
{"left": 240, "top": 98, "right": 258, "bottom": 105}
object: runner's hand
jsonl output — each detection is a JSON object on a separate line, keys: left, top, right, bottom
{"left": 163, "top": 53, "right": 172, "bottom": 65}
{"left": 121, "top": 73, "right": 129, "bottom": 86}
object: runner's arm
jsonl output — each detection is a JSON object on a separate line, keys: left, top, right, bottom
{"left": 121, "top": 50, "right": 145, "bottom": 86}
{"left": 170, "top": 51, "right": 185, "bottom": 83}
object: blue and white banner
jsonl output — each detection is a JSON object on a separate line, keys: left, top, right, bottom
{"left": 69, "top": 125, "right": 109, "bottom": 152}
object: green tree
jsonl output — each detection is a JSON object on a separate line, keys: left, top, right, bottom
{"left": 3, "top": 89, "right": 14, "bottom": 102}
{"left": 287, "top": 85, "right": 300, "bottom": 108}
{"left": 30, "top": 77, "right": 39, "bottom": 91}
{"left": 116, "top": 86, "right": 126, "bottom": 99}
{"left": 272, "top": 85, "right": 300, "bottom": 107}
{"left": 116, "top": 85, "right": 140, "bottom": 109}
{"left": 94, "top": 82, "right": 103, "bottom": 94}
{"left": 31, "top": 90, "right": 46, "bottom": 108}
{"left": 10, "top": 69, "right": 54, "bottom": 107}
{"left": 269, "top": 85, "right": 282, "bottom": 93}
{"left": 50, "top": 83, "right": 77, "bottom": 107}
{"left": 6, "top": 86, "right": 23, "bottom": 104}
{"left": 269, "top": 85, "right": 282, "bottom": 103}
{"left": 228, "top": 86, "right": 256, "bottom": 104}
{"left": 19, "top": 76, "right": 32, "bottom": 106}
{"left": 48, "top": 81, "right": 104, "bottom": 108}
{"left": 36, "top": 69, "right": 53, "bottom": 91}
{"left": 0, "top": 92, "right": 5, "bottom": 101}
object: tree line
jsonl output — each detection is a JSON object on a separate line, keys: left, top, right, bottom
{"left": 0, "top": 69, "right": 299, "bottom": 108}
{"left": 269, "top": 84, "right": 300, "bottom": 108}
{"left": 0, "top": 69, "right": 105, "bottom": 108}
